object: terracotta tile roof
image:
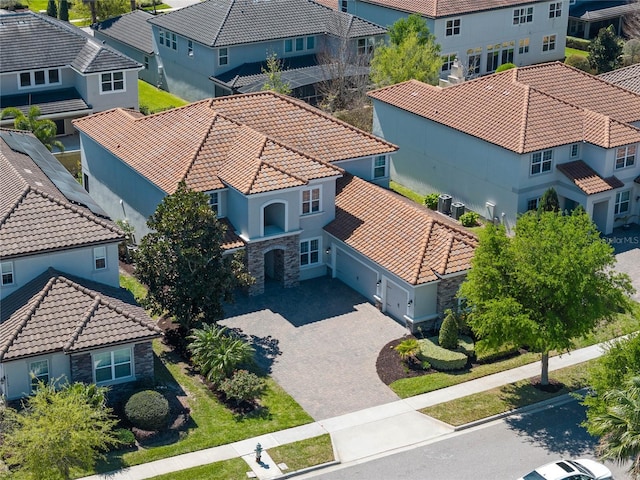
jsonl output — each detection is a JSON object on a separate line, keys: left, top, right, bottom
{"left": 218, "top": 217, "right": 244, "bottom": 250}
{"left": 557, "top": 160, "right": 624, "bottom": 195}
{"left": 325, "top": 174, "right": 477, "bottom": 284}
{"left": 0, "top": 131, "right": 123, "bottom": 259}
{"left": 356, "top": 0, "right": 539, "bottom": 18}
{"left": 73, "top": 92, "right": 394, "bottom": 195}
{"left": 0, "top": 269, "right": 161, "bottom": 361}
{"left": 369, "top": 63, "right": 640, "bottom": 153}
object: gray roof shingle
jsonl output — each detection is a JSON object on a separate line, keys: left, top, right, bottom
{"left": 92, "top": 10, "right": 155, "bottom": 54}
{"left": 148, "top": 0, "right": 386, "bottom": 47}
{"left": 0, "top": 11, "right": 141, "bottom": 74}
{"left": 0, "top": 268, "right": 161, "bottom": 361}
{"left": 600, "top": 63, "right": 640, "bottom": 95}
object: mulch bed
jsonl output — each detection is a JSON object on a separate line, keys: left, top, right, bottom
{"left": 376, "top": 336, "right": 435, "bottom": 385}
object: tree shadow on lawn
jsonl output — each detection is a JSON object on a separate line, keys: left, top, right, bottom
{"left": 503, "top": 390, "right": 594, "bottom": 458}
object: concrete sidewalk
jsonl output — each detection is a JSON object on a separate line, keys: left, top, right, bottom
{"left": 80, "top": 342, "right": 608, "bottom": 480}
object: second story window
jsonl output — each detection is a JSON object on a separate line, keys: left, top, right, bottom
{"left": 144, "top": 56, "right": 149, "bottom": 69}
{"left": 94, "top": 246, "right": 106, "bottom": 270}
{"left": 519, "top": 38, "right": 530, "bottom": 54}
{"left": 18, "top": 68, "right": 61, "bottom": 89}
{"left": 531, "top": 149, "right": 553, "bottom": 175}
{"left": 302, "top": 187, "right": 320, "bottom": 215}
{"left": 219, "top": 48, "right": 228, "bottom": 66}
{"left": 1, "top": 261, "right": 14, "bottom": 286}
{"left": 341, "top": 0, "right": 347, "bottom": 11}
{"left": 159, "top": 29, "right": 165, "bottom": 46}
{"left": 615, "top": 190, "right": 630, "bottom": 215}
{"left": 549, "top": 2, "right": 562, "bottom": 18}
{"left": 188, "top": 40, "right": 194, "bottom": 57}
{"left": 357, "top": 37, "right": 375, "bottom": 55}
{"left": 374, "top": 155, "right": 387, "bottom": 178}
{"left": 169, "top": 32, "right": 177, "bottom": 50}
{"left": 616, "top": 145, "right": 636, "bottom": 169}
{"left": 570, "top": 143, "right": 579, "bottom": 158}
{"left": 513, "top": 7, "right": 533, "bottom": 24}
{"left": 441, "top": 53, "right": 456, "bottom": 72}
{"left": 542, "top": 34, "right": 556, "bottom": 52}
{"left": 285, "top": 36, "right": 315, "bottom": 54}
{"left": 445, "top": 18, "right": 460, "bottom": 36}
{"left": 208, "top": 192, "right": 219, "bottom": 215}
{"left": 100, "top": 72, "right": 124, "bottom": 93}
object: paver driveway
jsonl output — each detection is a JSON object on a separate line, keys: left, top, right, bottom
{"left": 609, "top": 225, "right": 640, "bottom": 301}
{"left": 220, "top": 277, "right": 408, "bottom": 421}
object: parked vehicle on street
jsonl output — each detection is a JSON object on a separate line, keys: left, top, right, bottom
{"left": 518, "top": 459, "right": 613, "bottom": 480}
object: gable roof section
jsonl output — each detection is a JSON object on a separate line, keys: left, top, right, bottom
{"left": 0, "top": 11, "right": 140, "bottom": 74}
{"left": 0, "top": 269, "right": 161, "bottom": 361}
{"left": 355, "top": 0, "right": 540, "bottom": 18}
{"left": 92, "top": 10, "right": 155, "bottom": 54}
{"left": 599, "top": 63, "right": 640, "bottom": 95}
{"left": 325, "top": 174, "right": 477, "bottom": 285}
{"left": 147, "top": 0, "right": 386, "bottom": 47}
{"left": 557, "top": 160, "right": 624, "bottom": 195}
{"left": 369, "top": 62, "right": 640, "bottom": 153}
{"left": 0, "top": 130, "right": 123, "bottom": 259}
{"left": 73, "top": 92, "right": 395, "bottom": 194}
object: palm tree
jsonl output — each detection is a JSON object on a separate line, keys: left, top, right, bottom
{"left": 0, "top": 106, "right": 64, "bottom": 152}
{"left": 187, "top": 324, "right": 255, "bottom": 385}
{"left": 588, "top": 376, "right": 640, "bottom": 478}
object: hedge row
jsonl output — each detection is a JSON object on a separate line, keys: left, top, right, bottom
{"left": 566, "top": 36, "right": 591, "bottom": 51}
{"left": 418, "top": 337, "right": 468, "bottom": 371}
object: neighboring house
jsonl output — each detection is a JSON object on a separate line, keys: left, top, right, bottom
{"left": 599, "top": 62, "right": 640, "bottom": 94}
{"left": 568, "top": 0, "right": 640, "bottom": 39}
{"left": 94, "top": 0, "right": 387, "bottom": 103}
{"left": 0, "top": 129, "right": 160, "bottom": 401}
{"left": 73, "top": 92, "right": 476, "bottom": 329}
{"left": 346, "top": 0, "right": 567, "bottom": 80}
{"left": 0, "top": 11, "right": 141, "bottom": 136}
{"left": 92, "top": 10, "right": 159, "bottom": 88}
{"left": 368, "top": 62, "right": 640, "bottom": 235}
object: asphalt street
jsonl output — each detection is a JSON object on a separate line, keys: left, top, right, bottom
{"left": 301, "top": 398, "right": 631, "bottom": 480}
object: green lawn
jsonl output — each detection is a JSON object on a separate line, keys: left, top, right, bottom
{"left": 147, "top": 458, "right": 249, "bottom": 480}
{"left": 389, "top": 180, "right": 425, "bottom": 205}
{"left": 26, "top": 0, "right": 85, "bottom": 20}
{"left": 421, "top": 360, "right": 592, "bottom": 426}
{"left": 119, "top": 274, "right": 147, "bottom": 303}
{"left": 138, "top": 80, "right": 189, "bottom": 114}
{"left": 566, "top": 47, "right": 589, "bottom": 58}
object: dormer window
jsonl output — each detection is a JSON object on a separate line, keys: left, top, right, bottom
{"left": 17, "top": 68, "right": 61, "bottom": 89}
{"left": 1, "top": 261, "right": 14, "bottom": 285}
{"left": 94, "top": 246, "right": 106, "bottom": 270}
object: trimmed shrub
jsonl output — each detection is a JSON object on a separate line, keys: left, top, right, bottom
{"left": 459, "top": 211, "right": 480, "bottom": 227}
{"left": 59, "top": 0, "right": 69, "bottom": 21}
{"left": 424, "top": 193, "right": 440, "bottom": 210}
{"left": 567, "top": 36, "right": 591, "bottom": 51}
{"left": 46, "top": 0, "right": 57, "bottom": 18}
{"left": 495, "top": 62, "right": 516, "bottom": 72}
{"left": 219, "top": 370, "right": 266, "bottom": 406}
{"left": 418, "top": 337, "right": 468, "bottom": 371}
{"left": 438, "top": 311, "right": 459, "bottom": 350}
{"left": 114, "top": 428, "right": 136, "bottom": 449}
{"left": 124, "top": 390, "right": 170, "bottom": 431}
{"left": 565, "top": 54, "right": 591, "bottom": 72}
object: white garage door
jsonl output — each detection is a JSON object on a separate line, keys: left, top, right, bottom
{"left": 335, "top": 248, "right": 377, "bottom": 300}
{"left": 385, "top": 279, "right": 408, "bottom": 322}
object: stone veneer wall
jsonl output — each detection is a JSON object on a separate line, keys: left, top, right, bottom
{"left": 246, "top": 234, "right": 300, "bottom": 295}
{"left": 436, "top": 273, "right": 466, "bottom": 316}
{"left": 70, "top": 351, "right": 93, "bottom": 384}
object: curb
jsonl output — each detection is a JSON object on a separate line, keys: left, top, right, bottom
{"left": 275, "top": 460, "right": 341, "bottom": 479}
{"left": 453, "top": 387, "right": 589, "bottom": 432}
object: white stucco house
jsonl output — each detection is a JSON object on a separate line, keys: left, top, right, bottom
{"left": 368, "top": 62, "right": 640, "bottom": 235}
{"left": 73, "top": 92, "right": 477, "bottom": 330}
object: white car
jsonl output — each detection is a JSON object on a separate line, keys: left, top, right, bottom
{"left": 518, "top": 459, "right": 613, "bottom": 480}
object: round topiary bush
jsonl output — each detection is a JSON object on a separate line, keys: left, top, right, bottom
{"left": 439, "top": 311, "right": 459, "bottom": 350}
{"left": 565, "top": 54, "right": 591, "bottom": 72}
{"left": 124, "top": 390, "right": 170, "bottom": 431}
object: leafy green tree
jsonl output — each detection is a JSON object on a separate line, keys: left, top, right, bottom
{"left": 135, "top": 182, "right": 253, "bottom": 331}
{"left": 584, "top": 376, "right": 640, "bottom": 478}
{"left": 370, "top": 31, "right": 441, "bottom": 87}
{"left": 0, "top": 106, "right": 64, "bottom": 152}
{"left": 589, "top": 25, "right": 623, "bottom": 73}
{"left": 538, "top": 187, "right": 560, "bottom": 213}
{"left": 261, "top": 53, "right": 292, "bottom": 95}
{"left": 439, "top": 310, "right": 459, "bottom": 350}
{"left": 565, "top": 54, "right": 592, "bottom": 72}
{"left": 388, "top": 14, "right": 431, "bottom": 46}
{"left": 459, "top": 210, "right": 633, "bottom": 386}
{"left": 46, "top": 0, "right": 58, "bottom": 17}
{"left": 73, "top": 0, "right": 128, "bottom": 23}
{"left": 0, "top": 382, "right": 119, "bottom": 480}
{"left": 188, "top": 324, "right": 255, "bottom": 385}
{"left": 59, "top": 0, "right": 69, "bottom": 21}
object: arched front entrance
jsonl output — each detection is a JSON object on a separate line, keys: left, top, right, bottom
{"left": 264, "top": 248, "right": 285, "bottom": 284}
{"left": 246, "top": 235, "right": 300, "bottom": 295}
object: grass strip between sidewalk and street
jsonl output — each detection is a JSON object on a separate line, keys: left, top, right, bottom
{"left": 420, "top": 360, "right": 593, "bottom": 426}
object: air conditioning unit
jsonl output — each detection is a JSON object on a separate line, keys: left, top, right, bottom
{"left": 451, "top": 202, "right": 465, "bottom": 220}
{"left": 438, "top": 194, "right": 452, "bottom": 214}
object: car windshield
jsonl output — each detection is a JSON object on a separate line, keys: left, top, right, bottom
{"left": 523, "top": 472, "right": 546, "bottom": 480}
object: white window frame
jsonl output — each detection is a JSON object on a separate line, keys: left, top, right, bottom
{"left": 100, "top": 71, "right": 125, "bottom": 94}
{"left": 29, "top": 359, "right": 49, "bottom": 392}
{"left": 519, "top": 38, "right": 530, "bottom": 54}
{"left": 616, "top": 145, "right": 636, "bottom": 169}
{"left": 373, "top": 155, "right": 387, "bottom": 178}
{"left": 17, "top": 68, "right": 61, "bottom": 90}
{"left": 208, "top": 192, "right": 219, "bottom": 215}
{"left": 159, "top": 29, "right": 165, "bottom": 46}
{"left": 1, "top": 261, "right": 14, "bottom": 286}
{"left": 549, "top": 2, "right": 562, "bottom": 18}
{"left": 530, "top": 149, "right": 553, "bottom": 175}
{"left": 441, "top": 53, "right": 457, "bottom": 72}
{"left": 570, "top": 143, "right": 579, "bottom": 158}
{"left": 93, "top": 347, "right": 133, "bottom": 384}
{"left": 340, "top": 0, "right": 347, "bottom": 11}
{"left": 486, "top": 44, "right": 500, "bottom": 72}
{"left": 513, "top": 7, "right": 533, "bottom": 24}
{"left": 357, "top": 37, "right": 375, "bottom": 55}
{"left": 615, "top": 190, "right": 631, "bottom": 215}
{"left": 300, "top": 238, "right": 321, "bottom": 267}
{"left": 500, "top": 41, "right": 515, "bottom": 65}
{"left": 542, "top": 34, "right": 557, "bottom": 52}
{"left": 165, "top": 32, "right": 176, "bottom": 50}
{"left": 306, "top": 36, "right": 315, "bottom": 50}
{"left": 527, "top": 197, "right": 541, "bottom": 211}
{"left": 188, "top": 40, "right": 194, "bottom": 57}
{"left": 445, "top": 18, "right": 461, "bottom": 36}
{"left": 144, "top": 56, "right": 149, "bottom": 69}
{"left": 94, "top": 246, "right": 107, "bottom": 270}
{"left": 301, "top": 187, "right": 321, "bottom": 215}
{"left": 218, "top": 47, "right": 228, "bottom": 66}
{"left": 467, "top": 48, "right": 481, "bottom": 76}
